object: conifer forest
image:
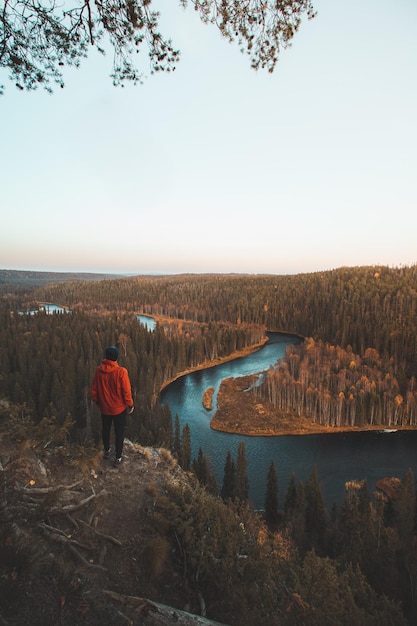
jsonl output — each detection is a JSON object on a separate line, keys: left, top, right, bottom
{"left": 1, "top": 264, "right": 417, "bottom": 624}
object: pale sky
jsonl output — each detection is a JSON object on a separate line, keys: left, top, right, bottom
{"left": 1, "top": 0, "right": 416, "bottom": 275}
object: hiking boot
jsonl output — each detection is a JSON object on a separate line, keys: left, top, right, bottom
{"left": 113, "top": 457, "right": 123, "bottom": 467}
{"left": 104, "top": 448, "right": 111, "bottom": 459}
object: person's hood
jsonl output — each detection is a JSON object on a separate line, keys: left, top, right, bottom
{"left": 98, "top": 359, "right": 119, "bottom": 373}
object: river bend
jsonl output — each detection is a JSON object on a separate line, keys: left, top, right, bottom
{"left": 145, "top": 321, "right": 417, "bottom": 509}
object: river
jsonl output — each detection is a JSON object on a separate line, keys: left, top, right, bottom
{"left": 137, "top": 317, "right": 417, "bottom": 510}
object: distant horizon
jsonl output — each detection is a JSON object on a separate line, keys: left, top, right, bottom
{"left": 1, "top": 261, "right": 416, "bottom": 278}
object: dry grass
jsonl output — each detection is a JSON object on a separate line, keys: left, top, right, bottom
{"left": 159, "top": 448, "right": 177, "bottom": 467}
{"left": 142, "top": 537, "right": 171, "bottom": 579}
{"left": 145, "top": 482, "right": 159, "bottom": 497}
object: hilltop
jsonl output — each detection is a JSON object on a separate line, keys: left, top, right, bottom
{"left": 0, "top": 421, "right": 226, "bottom": 625}
{"left": 1, "top": 406, "right": 409, "bottom": 626}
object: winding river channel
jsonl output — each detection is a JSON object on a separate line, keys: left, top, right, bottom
{"left": 138, "top": 318, "right": 417, "bottom": 510}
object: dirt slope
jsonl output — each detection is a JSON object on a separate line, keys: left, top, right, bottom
{"left": 0, "top": 435, "right": 226, "bottom": 625}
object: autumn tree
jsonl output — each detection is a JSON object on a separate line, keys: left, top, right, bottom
{"left": 0, "top": 0, "right": 316, "bottom": 94}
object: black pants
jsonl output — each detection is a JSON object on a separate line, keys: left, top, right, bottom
{"left": 101, "top": 410, "right": 126, "bottom": 458}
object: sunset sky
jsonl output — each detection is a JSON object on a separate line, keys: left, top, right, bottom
{"left": 1, "top": 0, "right": 416, "bottom": 276}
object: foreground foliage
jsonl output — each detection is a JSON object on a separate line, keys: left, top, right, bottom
{"left": 0, "top": 405, "right": 408, "bottom": 624}
{"left": 3, "top": 265, "right": 416, "bottom": 438}
{"left": 0, "top": 0, "right": 315, "bottom": 94}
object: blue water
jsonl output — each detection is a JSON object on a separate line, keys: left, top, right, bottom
{"left": 161, "top": 332, "right": 417, "bottom": 510}
{"left": 19, "top": 303, "right": 70, "bottom": 315}
{"left": 137, "top": 315, "right": 156, "bottom": 331}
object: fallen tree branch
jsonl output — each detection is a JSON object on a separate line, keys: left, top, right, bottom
{"left": 22, "top": 494, "right": 44, "bottom": 504}
{"left": 67, "top": 543, "right": 107, "bottom": 571}
{"left": 21, "top": 478, "right": 84, "bottom": 494}
{"left": 48, "top": 490, "right": 105, "bottom": 515}
{"left": 103, "top": 590, "right": 150, "bottom": 611}
{"left": 48, "top": 493, "right": 96, "bottom": 515}
{"left": 38, "top": 521, "right": 108, "bottom": 572}
{"left": 102, "top": 591, "right": 228, "bottom": 625}
{"left": 38, "top": 521, "right": 68, "bottom": 538}
{"left": 39, "top": 523, "right": 94, "bottom": 551}
{"left": 99, "top": 545, "right": 107, "bottom": 566}
{"left": 76, "top": 518, "right": 123, "bottom": 546}
{"left": 115, "top": 608, "right": 133, "bottom": 624}
{"left": 66, "top": 514, "right": 79, "bottom": 530}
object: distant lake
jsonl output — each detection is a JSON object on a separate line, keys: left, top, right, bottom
{"left": 19, "top": 303, "right": 71, "bottom": 315}
{"left": 137, "top": 314, "right": 156, "bottom": 331}
{"left": 161, "top": 331, "right": 417, "bottom": 510}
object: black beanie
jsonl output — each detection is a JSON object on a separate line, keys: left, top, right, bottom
{"left": 105, "top": 346, "right": 119, "bottom": 361}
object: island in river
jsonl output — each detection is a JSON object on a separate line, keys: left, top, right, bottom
{"left": 210, "top": 374, "right": 413, "bottom": 437}
{"left": 202, "top": 387, "right": 215, "bottom": 410}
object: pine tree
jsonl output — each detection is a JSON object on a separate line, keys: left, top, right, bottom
{"left": 265, "top": 461, "right": 279, "bottom": 527}
{"left": 396, "top": 468, "right": 416, "bottom": 544}
{"left": 221, "top": 450, "right": 235, "bottom": 501}
{"left": 396, "top": 468, "right": 417, "bottom": 619}
{"left": 305, "top": 465, "right": 327, "bottom": 553}
{"left": 235, "top": 441, "right": 249, "bottom": 502}
{"left": 173, "top": 413, "right": 181, "bottom": 457}
{"left": 179, "top": 423, "right": 191, "bottom": 471}
{"left": 339, "top": 480, "right": 367, "bottom": 568}
{"left": 192, "top": 448, "right": 208, "bottom": 485}
{"left": 191, "top": 448, "right": 218, "bottom": 495}
{"left": 284, "top": 472, "right": 297, "bottom": 524}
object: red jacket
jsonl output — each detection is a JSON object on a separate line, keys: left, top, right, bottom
{"left": 91, "top": 359, "right": 133, "bottom": 415}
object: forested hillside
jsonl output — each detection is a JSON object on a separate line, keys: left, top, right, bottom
{"left": 1, "top": 265, "right": 417, "bottom": 435}
{"left": 22, "top": 264, "right": 417, "bottom": 375}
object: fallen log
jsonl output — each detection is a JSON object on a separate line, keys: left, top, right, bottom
{"left": 102, "top": 591, "right": 229, "bottom": 625}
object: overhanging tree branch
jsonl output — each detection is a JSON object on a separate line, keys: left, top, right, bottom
{"left": 0, "top": 0, "right": 315, "bottom": 94}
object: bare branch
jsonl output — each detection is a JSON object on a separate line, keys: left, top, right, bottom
{"left": 76, "top": 517, "right": 123, "bottom": 546}
{"left": 48, "top": 488, "right": 109, "bottom": 515}
{"left": 21, "top": 478, "right": 84, "bottom": 494}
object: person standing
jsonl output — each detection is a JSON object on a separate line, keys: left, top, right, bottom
{"left": 91, "top": 345, "right": 134, "bottom": 467}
